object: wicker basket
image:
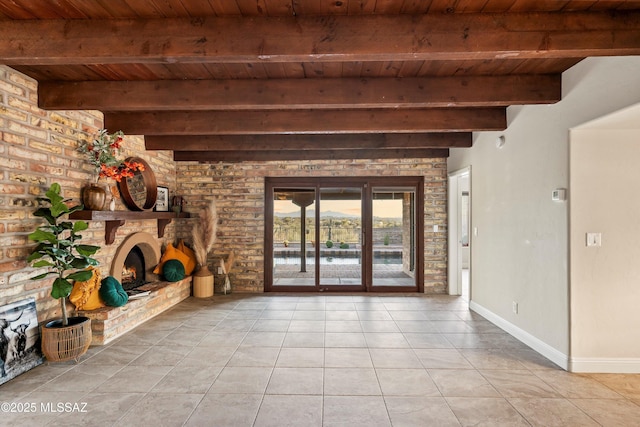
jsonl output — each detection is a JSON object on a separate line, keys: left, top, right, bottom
{"left": 41, "top": 316, "right": 92, "bottom": 362}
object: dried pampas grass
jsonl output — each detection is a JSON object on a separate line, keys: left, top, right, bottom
{"left": 192, "top": 199, "right": 217, "bottom": 266}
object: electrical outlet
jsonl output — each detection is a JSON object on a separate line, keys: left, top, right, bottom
{"left": 217, "top": 267, "right": 223, "bottom": 275}
{"left": 512, "top": 301, "right": 518, "bottom": 314}
{"left": 433, "top": 224, "right": 439, "bottom": 232}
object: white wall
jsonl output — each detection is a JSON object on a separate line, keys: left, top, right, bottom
{"left": 570, "top": 114, "right": 640, "bottom": 372}
{"left": 448, "top": 56, "right": 640, "bottom": 370}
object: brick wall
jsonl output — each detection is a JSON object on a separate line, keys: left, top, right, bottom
{"left": 175, "top": 159, "right": 448, "bottom": 293}
{"left": 0, "top": 66, "right": 176, "bottom": 323}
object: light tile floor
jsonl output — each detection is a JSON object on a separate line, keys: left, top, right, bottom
{"left": 2, "top": 293, "right": 640, "bottom": 426}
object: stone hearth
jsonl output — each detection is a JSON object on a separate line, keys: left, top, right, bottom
{"left": 77, "top": 232, "right": 192, "bottom": 345}
{"left": 78, "top": 277, "right": 192, "bottom": 345}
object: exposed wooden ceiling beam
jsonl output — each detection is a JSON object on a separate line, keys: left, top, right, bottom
{"left": 38, "top": 75, "right": 561, "bottom": 111}
{"left": 3, "top": 12, "right": 639, "bottom": 65}
{"left": 105, "top": 108, "right": 505, "bottom": 134}
{"left": 145, "top": 133, "right": 472, "bottom": 151}
{"left": 173, "top": 148, "right": 450, "bottom": 162}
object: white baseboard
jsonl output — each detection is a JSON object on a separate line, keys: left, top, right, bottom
{"left": 569, "top": 358, "right": 640, "bottom": 373}
{"left": 469, "top": 301, "right": 640, "bottom": 373}
{"left": 469, "top": 301, "right": 569, "bottom": 371}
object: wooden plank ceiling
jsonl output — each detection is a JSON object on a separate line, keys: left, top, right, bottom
{"left": 1, "top": 0, "right": 639, "bottom": 162}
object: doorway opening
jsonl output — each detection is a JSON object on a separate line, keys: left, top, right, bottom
{"left": 448, "top": 167, "right": 471, "bottom": 301}
{"left": 265, "top": 177, "right": 424, "bottom": 292}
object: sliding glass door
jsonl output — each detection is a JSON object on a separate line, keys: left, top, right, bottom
{"left": 319, "top": 187, "right": 363, "bottom": 290}
{"left": 371, "top": 188, "right": 417, "bottom": 289}
{"left": 271, "top": 188, "right": 316, "bottom": 287}
{"left": 266, "top": 177, "right": 423, "bottom": 292}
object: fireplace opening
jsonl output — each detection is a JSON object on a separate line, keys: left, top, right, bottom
{"left": 110, "top": 232, "right": 161, "bottom": 287}
{"left": 121, "top": 246, "right": 147, "bottom": 291}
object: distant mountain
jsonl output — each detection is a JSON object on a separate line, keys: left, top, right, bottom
{"left": 275, "top": 210, "right": 359, "bottom": 218}
{"left": 321, "top": 211, "right": 359, "bottom": 218}
{"left": 275, "top": 209, "right": 313, "bottom": 218}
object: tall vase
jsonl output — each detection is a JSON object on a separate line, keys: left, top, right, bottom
{"left": 82, "top": 183, "right": 106, "bottom": 211}
{"left": 192, "top": 265, "right": 214, "bottom": 298}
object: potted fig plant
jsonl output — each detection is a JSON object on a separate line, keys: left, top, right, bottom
{"left": 27, "top": 183, "right": 100, "bottom": 362}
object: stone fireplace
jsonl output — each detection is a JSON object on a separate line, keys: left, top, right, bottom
{"left": 77, "top": 232, "right": 192, "bottom": 345}
{"left": 110, "top": 232, "right": 162, "bottom": 285}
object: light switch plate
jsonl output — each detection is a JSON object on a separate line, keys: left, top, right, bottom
{"left": 552, "top": 188, "right": 567, "bottom": 201}
{"left": 586, "top": 232, "right": 602, "bottom": 247}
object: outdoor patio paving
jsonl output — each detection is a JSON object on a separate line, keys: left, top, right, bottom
{"left": 274, "top": 252, "right": 415, "bottom": 287}
{"left": 1, "top": 293, "right": 639, "bottom": 426}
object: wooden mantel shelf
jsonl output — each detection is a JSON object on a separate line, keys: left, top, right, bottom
{"left": 69, "top": 210, "right": 190, "bottom": 245}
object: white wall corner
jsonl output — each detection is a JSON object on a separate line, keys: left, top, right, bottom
{"left": 469, "top": 301, "right": 569, "bottom": 371}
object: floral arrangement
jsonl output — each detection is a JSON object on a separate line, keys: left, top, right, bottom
{"left": 78, "top": 129, "right": 145, "bottom": 182}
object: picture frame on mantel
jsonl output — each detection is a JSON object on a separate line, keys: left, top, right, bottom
{"left": 155, "top": 186, "right": 169, "bottom": 212}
